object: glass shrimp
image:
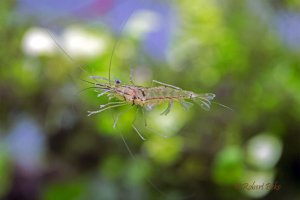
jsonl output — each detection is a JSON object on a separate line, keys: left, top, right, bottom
{"left": 87, "top": 78, "right": 216, "bottom": 117}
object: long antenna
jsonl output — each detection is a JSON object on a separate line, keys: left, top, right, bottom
{"left": 47, "top": 30, "right": 89, "bottom": 74}
{"left": 108, "top": 4, "right": 138, "bottom": 84}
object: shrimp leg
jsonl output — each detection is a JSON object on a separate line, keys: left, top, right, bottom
{"left": 160, "top": 101, "right": 173, "bottom": 115}
{"left": 152, "top": 80, "right": 182, "bottom": 90}
{"left": 180, "top": 99, "right": 193, "bottom": 110}
{"left": 132, "top": 108, "right": 146, "bottom": 140}
{"left": 113, "top": 106, "right": 134, "bottom": 128}
{"left": 87, "top": 103, "right": 127, "bottom": 116}
{"left": 142, "top": 108, "right": 147, "bottom": 127}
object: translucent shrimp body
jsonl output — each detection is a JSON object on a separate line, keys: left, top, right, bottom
{"left": 87, "top": 79, "right": 216, "bottom": 116}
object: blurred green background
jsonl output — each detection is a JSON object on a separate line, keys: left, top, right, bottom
{"left": 1, "top": 0, "right": 300, "bottom": 199}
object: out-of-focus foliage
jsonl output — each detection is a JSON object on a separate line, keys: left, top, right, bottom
{"left": 1, "top": 0, "right": 300, "bottom": 199}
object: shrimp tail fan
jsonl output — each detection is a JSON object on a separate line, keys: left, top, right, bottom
{"left": 192, "top": 93, "right": 216, "bottom": 111}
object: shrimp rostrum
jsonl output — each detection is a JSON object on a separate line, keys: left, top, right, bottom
{"left": 87, "top": 77, "right": 216, "bottom": 117}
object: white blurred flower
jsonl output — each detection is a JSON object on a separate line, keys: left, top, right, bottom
{"left": 125, "top": 10, "right": 161, "bottom": 38}
{"left": 62, "top": 26, "right": 107, "bottom": 58}
{"left": 246, "top": 133, "right": 282, "bottom": 170}
{"left": 22, "top": 27, "right": 56, "bottom": 56}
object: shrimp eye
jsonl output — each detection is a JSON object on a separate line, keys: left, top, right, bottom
{"left": 115, "top": 79, "right": 121, "bottom": 84}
